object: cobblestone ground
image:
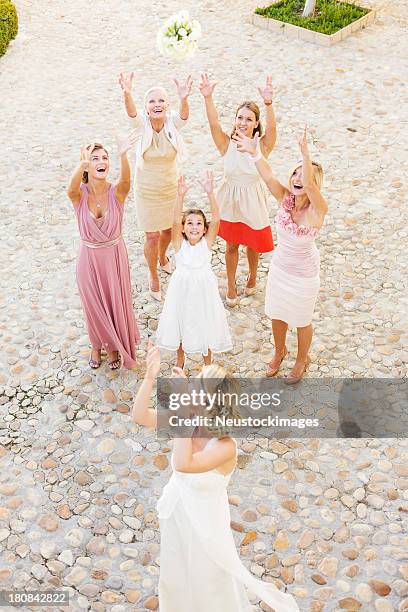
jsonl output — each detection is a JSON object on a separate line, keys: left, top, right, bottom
{"left": 0, "top": 0, "right": 407, "bottom": 610}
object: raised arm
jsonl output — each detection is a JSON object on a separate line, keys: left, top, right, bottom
{"left": 199, "top": 171, "right": 219, "bottom": 247}
{"left": 114, "top": 133, "right": 137, "bottom": 204}
{"left": 173, "top": 437, "right": 236, "bottom": 473}
{"left": 173, "top": 75, "right": 193, "bottom": 121}
{"left": 199, "top": 73, "right": 229, "bottom": 156}
{"left": 132, "top": 343, "right": 160, "bottom": 429}
{"left": 172, "top": 176, "right": 189, "bottom": 252}
{"left": 119, "top": 72, "right": 137, "bottom": 118}
{"left": 67, "top": 145, "right": 92, "bottom": 206}
{"left": 233, "top": 133, "right": 287, "bottom": 202}
{"left": 257, "top": 75, "right": 277, "bottom": 157}
{"left": 115, "top": 154, "right": 131, "bottom": 203}
{"left": 298, "top": 126, "right": 328, "bottom": 216}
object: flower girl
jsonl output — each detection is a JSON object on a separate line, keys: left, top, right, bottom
{"left": 155, "top": 172, "right": 232, "bottom": 368}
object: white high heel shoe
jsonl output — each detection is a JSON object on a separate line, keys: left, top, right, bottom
{"left": 159, "top": 256, "right": 172, "bottom": 275}
{"left": 147, "top": 273, "right": 162, "bottom": 301}
{"left": 244, "top": 274, "right": 256, "bottom": 296}
{"left": 226, "top": 283, "right": 238, "bottom": 308}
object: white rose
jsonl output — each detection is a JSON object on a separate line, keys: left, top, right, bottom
{"left": 178, "top": 27, "right": 187, "bottom": 38}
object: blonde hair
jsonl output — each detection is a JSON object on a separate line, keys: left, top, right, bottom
{"left": 196, "top": 365, "right": 242, "bottom": 438}
{"left": 289, "top": 160, "right": 324, "bottom": 191}
{"left": 82, "top": 143, "right": 108, "bottom": 184}
{"left": 144, "top": 86, "right": 168, "bottom": 107}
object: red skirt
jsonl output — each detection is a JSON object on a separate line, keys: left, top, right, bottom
{"left": 218, "top": 220, "right": 274, "bottom": 253}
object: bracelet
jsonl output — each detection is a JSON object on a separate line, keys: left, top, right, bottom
{"left": 264, "top": 100, "right": 273, "bottom": 106}
{"left": 251, "top": 149, "right": 262, "bottom": 162}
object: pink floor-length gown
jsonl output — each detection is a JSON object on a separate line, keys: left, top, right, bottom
{"left": 75, "top": 183, "right": 140, "bottom": 368}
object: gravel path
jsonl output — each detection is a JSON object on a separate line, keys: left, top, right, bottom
{"left": 0, "top": 0, "right": 407, "bottom": 610}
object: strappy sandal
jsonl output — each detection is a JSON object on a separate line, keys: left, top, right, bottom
{"left": 266, "top": 347, "right": 288, "bottom": 378}
{"left": 284, "top": 356, "right": 311, "bottom": 385}
{"left": 89, "top": 358, "right": 101, "bottom": 369}
{"left": 89, "top": 350, "right": 101, "bottom": 369}
{"left": 108, "top": 355, "right": 122, "bottom": 370}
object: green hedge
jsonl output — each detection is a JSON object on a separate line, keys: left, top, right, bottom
{"left": 0, "top": 0, "right": 18, "bottom": 57}
{"left": 255, "top": 0, "right": 369, "bottom": 35}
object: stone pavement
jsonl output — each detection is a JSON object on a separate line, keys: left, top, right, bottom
{"left": 0, "top": 0, "right": 407, "bottom": 610}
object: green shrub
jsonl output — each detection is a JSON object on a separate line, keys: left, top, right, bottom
{"left": 0, "top": 0, "right": 18, "bottom": 57}
{"left": 255, "top": 0, "right": 369, "bottom": 35}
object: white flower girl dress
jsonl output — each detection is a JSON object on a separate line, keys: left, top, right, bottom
{"left": 156, "top": 237, "right": 232, "bottom": 356}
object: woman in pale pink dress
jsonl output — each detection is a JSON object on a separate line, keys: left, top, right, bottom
{"left": 234, "top": 126, "right": 327, "bottom": 383}
{"left": 67, "top": 139, "right": 140, "bottom": 370}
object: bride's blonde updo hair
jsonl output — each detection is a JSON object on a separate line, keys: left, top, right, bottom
{"left": 196, "top": 364, "right": 242, "bottom": 438}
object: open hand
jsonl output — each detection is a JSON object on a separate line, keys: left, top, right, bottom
{"left": 199, "top": 72, "right": 217, "bottom": 98}
{"left": 80, "top": 143, "right": 94, "bottom": 169}
{"left": 233, "top": 131, "right": 259, "bottom": 156}
{"left": 173, "top": 75, "right": 193, "bottom": 99}
{"left": 298, "top": 125, "right": 310, "bottom": 156}
{"left": 257, "top": 74, "right": 273, "bottom": 104}
{"left": 198, "top": 169, "right": 214, "bottom": 194}
{"left": 115, "top": 131, "right": 137, "bottom": 156}
{"left": 177, "top": 175, "right": 190, "bottom": 197}
{"left": 146, "top": 341, "right": 161, "bottom": 379}
{"left": 119, "top": 72, "right": 134, "bottom": 94}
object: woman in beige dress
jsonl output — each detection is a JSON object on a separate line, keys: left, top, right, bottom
{"left": 119, "top": 72, "right": 192, "bottom": 300}
{"left": 199, "top": 73, "right": 277, "bottom": 307}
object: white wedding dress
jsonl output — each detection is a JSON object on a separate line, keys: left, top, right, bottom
{"left": 157, "top": 439, "right": 299, "bottom": 612}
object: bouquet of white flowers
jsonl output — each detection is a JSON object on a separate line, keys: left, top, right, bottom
{"left": 157, "top": 10, "right": 201, "bottom": 62}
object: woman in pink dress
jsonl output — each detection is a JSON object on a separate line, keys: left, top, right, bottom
{"left": 234, "top": 126, "right": 327, "bottom": 383}
{"left": 67, "top": 139, "right": 140, "bottom": 370}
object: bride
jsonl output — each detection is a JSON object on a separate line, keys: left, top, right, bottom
{"left": 132, "top": 343, "right": 299, "bottom": 612}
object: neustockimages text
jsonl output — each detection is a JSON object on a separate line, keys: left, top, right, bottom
{"left": 168, "top": 415, "right": 320, "bottom": 428}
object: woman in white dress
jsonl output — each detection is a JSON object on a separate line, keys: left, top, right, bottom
{"left": 132, "top": 344, "right": 300, "bottom": 612}
{"left": 155, "top": 172, "right": 232, "bottom": 369}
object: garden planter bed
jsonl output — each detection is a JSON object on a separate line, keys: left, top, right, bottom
{"left": 251, "top": 0, "right": 378, "bottom": 46}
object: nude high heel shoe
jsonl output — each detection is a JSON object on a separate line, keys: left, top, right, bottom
{"left": 244, "top": 275, "right": 257, "bottom": 297}
{"left": 159, "top": 256, "right": 172, "bottom": 274}
{"left": 226, "top": 283, "right": 238, "bottom": 308}
{"left": 266, "top": 347, "right": 288, "bottom": 377}
{"left": 284, "top": 356, "right": 311, "bottom": 384}
{"left": 147, "top": 273, "right": 162, "bottom": 301}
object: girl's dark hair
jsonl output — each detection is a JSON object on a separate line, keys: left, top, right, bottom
{"left": 230, "top": 101, "right": 263, "bottom": 138}
{"left": 82, "top": 143, "right": 108, "bottom": 184}
{"left": 181, "top": 208, "right": 209, "bottom": 239}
